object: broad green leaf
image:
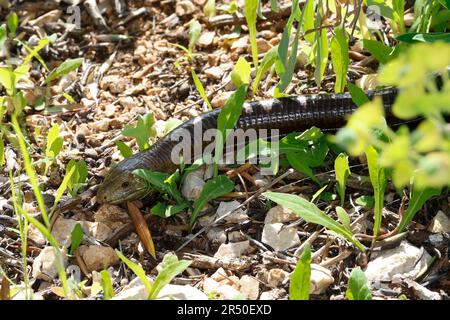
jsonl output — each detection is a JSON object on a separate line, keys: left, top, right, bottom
{"left": 188, "top": 20, "right": 202, "bottom": 52}
{"left": 355, "top": 195, "right": 375, "bottom": 208}
{"left": 203, "top": 0, "right": 216, "bottom": 17}
{"left": 263, "top": 192, "right": 365, "bottom": 251}
{"left": 115, "top": 250, "right": 152, "bottom": 296}
{"left": 46, "top": 124, "right": 63, "bottom": 159}
{"left": 66, "top": 160, "right": 88, "bottom": 197}
{"left": 244, "top": 0, "right": 259, "bottom": 70}
{"left": 348, "top": 83, "right": 369, "bottom": 107}
{"left": 335, "top": 153, "right": 350, "bottom": 206}
{"left": 314, "top": 26, "right": 329, "bottom": 87}
{"left": 192, "top": 70, "right": 213, "bottom": 110}
{"left": 122, "top": 113, "right": 156, "bottom": 151}
{"left": 396, "top": 32, "right": 450, "bottom": 43}
{"left": 231, "top": 57, "right": 251, "bottom": 88}
{"left": 276, "top": 21, "right": 301, "bottom": 95}
{"left": 252, "top": 46, "right": 278, "bottom": 94}
{"left": 0, "top": 25, "right": 6, "bottom": 48}
{"left": 365, "top": 146, "right": 387, "bottom": 242}
{"left": 7, "top": 12, "right": 18, "bottom": 35}
{"left": 214, "top": 85, "right": 246, "bottom": 170}
{"left": 151, "top": 202, "right": 189, "bottom": 218}
{"left": 45, "top": 58, "right": 83, "bottom": 84}
{"left": 148, "top": 255, "right": 191, "bottom": 300}
{"left": 331, "top": 26, "right": 349, "bottom": 93}
{"left": 302, "top": 0, "right": 314, "bottom": 43}
{"left": 164, "top": 119, "right": 183, "bottom": 135}
{"left": 100, "top": 270, "right": 114, "bottom": 300}
{"left": 336, "top": 206, "right": 351, "bottom": 231}
{"left": 69, "top": 223, "right": 83, "bottom": 255}
{"left": 290, "top": 243, "right": 311, "bottom": 300}
{"left": 363, "top": 39, "right": 393, "bottom": 64}
{"left": 115, "top": 141, "right": 133, "bottom": 158}
{"left": 397, "top": 186, "right": 441, "bottom": 232}
{"left": 133, "top": 169, "right": 185, "bottom": 204}
{"left": 191, "top": 175, "right": 234, "bottom": 226}
{"left": 346, "top": 267, "right": 372, "bottom": 300}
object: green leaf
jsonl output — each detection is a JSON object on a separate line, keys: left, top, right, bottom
{"left": 365, "top": 146, "right": 387, "bottom": 242}
{"left": 7, "top": 12, "right": 18, "bottom": 35}
{"left": 22, "top": 37, "right": 50, "bottom": 69}
{"left": 66, "top": 160, "right": 88, "bottom": 197}
{"left": 151, "top": 202, "right": 189, "bottom": 218}
{"left": 203, "top": 0, "right": 216, "bottom": 17}
{"left": 289, "top": 243, "right": 311, "bottom": 300}
{"left": 45, "top": 58, "right": 83, "bottom": 84}
{"left": 115, "top": 250, "right": 152, "bottom": 296}
{"left": 270, "top": 0, "right": 279, "bottom": 12}
{"left": 69, "top": 223, "right": 83, "bottom": 255}
{"left": 397, "top": 186, "right": 441, "bottom": 232}
{"left": 122, "top": 113, "right": 156, "bottom": 151}
{"left": 0, "top": 135, "right": 4, "bottom": 167}
{"left": 115, "top": 141, "right": 133, "bottom": 158}
{"left": 252, "top": 46, "right": 278, "bottom": 94}
{"left": 214, "top": 85, "right": 246, "bottom": 170}
{"left": 231, "top": 57, "right": 251, "bottom": 88}
{"left": 0, "top": 25, "right": 6, "bottom": 48}
{"left": 148, "top": 255, "right": 191, "bottom": 300}
{"left": 367, "top": 0, "right": 395, "bottom": 19}
{"left": 263, "top": 192, "right": 365, "bottom": 251}
{"left": 335, "top": 153, "right": 350, "bottom": 206}
{"left": 302, "top": 0, "right": 314, "bottom": 43}
{"left": 314, "top": 16, "right": 329, "bottom": 87}
{"left": 336, "top": 206, "right": 351, "bottom": 231}
{"left": 164, "top": 119, "right": 183, "bottom": 135}
{"left": 52, "top": 164, "right": 76, "bottom": 211}
{"left": 244, "top": 0, "right": 259, "bottom": 70}
{"left": 346, "top": 267, "right": 372, "bottom": 300}
{"left": 276, "top": 22, "right": 301, "bottom": 95}
{"left": 396, "top": 32, "right": 450, "bottom": 43}
{"left": 348, "top": 83, "right": 369, "bottom": 107}
{"left": 100, "top": 270, "right": 114, "bottom": 300}
{"left": 190, "top": 175, "right": 234, "bottom": 226}
{"left": 331, "top": 26, "right": 349, "bottom": 93}
{"left": 192, "top": 70, "right": 213, "bottom": 110}
{"left": 363, "top": 39, "right": 393, "bottom": 64}
{"left": 355, "top": 195, "right": 375, "bottom": 208}
{"left": 188, "top": 20, "right": 202, "bottom": 53}
{"left": 311, "top": 185, "right": 327, "bottom": 203}
{"left": 133, "top": 169, "right": 185, "bottom": 204}
{"left": 45, "top": 124, "right": 63, "bottom": 173}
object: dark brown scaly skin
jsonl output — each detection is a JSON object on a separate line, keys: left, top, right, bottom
{"left": 97, "top": 89, "right": 398, "bottom": 204}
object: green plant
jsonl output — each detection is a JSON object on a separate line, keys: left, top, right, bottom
{"left": 192, "top": 70, "right": 213, "bottom": 110}
{"left": 334, "top": 153, "right": 350, "bottom": 206}
{"left": 263, "top": 192, "right": 366, "bottom": 251}
{"left": 346, "top": 267, "right": 372, "bottom": 300}
{"left": 66, "top": 160, "right": 88, "bottom": 197}
{"left": 172, "top": 20, "right": 202, "bottom": 67}
{"left": 100, "top": 270, "right": 114, "bottom": 300}
{"left": 121, "top": 113, "right": 156, "bottom": 151}
{"left": 244, "top": 0, "right": 259, "bottom": 71}
{"left": 289, "top": 243, "right": 311, "bottom": 300}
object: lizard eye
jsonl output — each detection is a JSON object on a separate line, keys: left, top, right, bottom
{"left": 121, "top": 181, "right": 130, "bottom": 188}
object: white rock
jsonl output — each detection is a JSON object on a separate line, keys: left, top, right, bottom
{"left": 28, "top": 225, "right": 46, "bottom": 246}
{"left": 253, "top": 172, "right": 270, "bottom": 188}
{"left": 216, "top": 200, "right": 248, "bottom": 223}
{"left": 404, "top": 279, "right": 441, "bottom": 300}
{"left": 231, "top": 36, "right": 249, "bottom": 51}
{"left": 153, "top": 120, "right": 167, "bottom": 138}
{"left": 428, "top": 211, "right": 450, "bottom": 233}
{"left": 112, "top": 285, "right": 148, "bottom": 300}
{"left": 259, "top": 288, "right": 286, "bottom": 300}
{"left": 267, "top": 268, "right": 289, "bottom": 288}
{"left": 51, "top": 217, "right": 80, "bottom": 247}
{"left": 261, "top": 223, "right": 300, "bottom": 251}
{"left": 198, "top": 31, "right": 215, "bottom": 47}
{"left": 214, "top": 241, "right": 250, "bottom": 259}
{"left": 78, "top": 245, "right": 120, "bottom": 273}
{"left": 206, "top": 227, "right": 227, "bottom": 244}
{"left": 239, "top": 275, "right": 260, "bottom": 300}
{"left": 310, "top": 264, "right": 334, "bottom": 294}
{"left": 83, "top": 221, "right": 113, "bottom": 242}
{"left": 364, "top": 241, "right": 432, "bottom": 285}
{"left": 181, "top": 168, "right": 205, "bottom": 200}
{"left": 203, "top": 278, "right": 243, "bottom": 300}
{"left": 158, "top": 284, "right": 208, "bottom": 300}
{"left": 32, "top": 246, "right": 68, "bottom": 282}
{"left": 175, "top": 0, "right": 197, "bottom": 16}
{"left": 264, "top": 205, "right": 298, "bottom": 224}
{"left": 204, "top": 66, "right": 224, "bottom": 80}
{"left": 211, "top": 267, "right": 230, "bottom": 282}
